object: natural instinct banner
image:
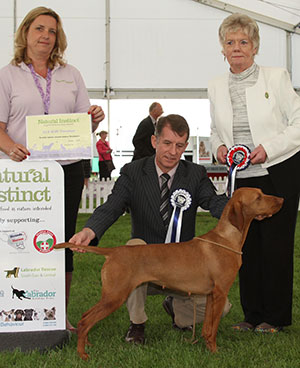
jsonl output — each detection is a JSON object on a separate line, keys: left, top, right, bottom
{"left": 0, "top": 160, "right": 65, "bottom": 332}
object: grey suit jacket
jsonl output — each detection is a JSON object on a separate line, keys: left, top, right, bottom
{"left": 86, "top": 156, "right": 228, "bottom": 244}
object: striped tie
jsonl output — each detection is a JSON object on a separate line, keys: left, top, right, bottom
{"left": 160, "top": 173, "right": 170, "bottom": 228}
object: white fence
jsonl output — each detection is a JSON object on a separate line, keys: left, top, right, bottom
{"left": 79, "top": 179, "right": 115, "bottom": 214}
{"left": 79, "top": 177, "right": 227, "bottom": 214}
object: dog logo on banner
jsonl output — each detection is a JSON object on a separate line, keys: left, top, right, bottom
{"left": 165, "top": 189, "right": 191, "bottom": 243}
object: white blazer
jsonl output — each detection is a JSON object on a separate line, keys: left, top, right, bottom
{"left": 208, "top": 66, "right": 300, "bottom": 169}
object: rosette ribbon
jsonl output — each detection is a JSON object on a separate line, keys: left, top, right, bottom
{"left": 226, "top": 144, "right": 251, "bottom": 198}
{"left": 165, "top": 189, "right": 192, "bottom": 243}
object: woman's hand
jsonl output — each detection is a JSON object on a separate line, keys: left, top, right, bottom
{"left": 88, "top": 105, "right": 105, "bottom": 130}
{"left": 217, "top": 145, "right": 228, "bottom": 164}
{"left": 0, "top": 124, "right": 30, "bottom": 161}
{"left": 8, "top": 144, "right": 30, "bottom": 162}
{"left": 250, "top": 144, "right": 267, "bottom": 165}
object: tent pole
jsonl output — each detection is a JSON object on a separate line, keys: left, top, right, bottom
{"left": 105, "top": 0, "right": 111, "bottom": 139}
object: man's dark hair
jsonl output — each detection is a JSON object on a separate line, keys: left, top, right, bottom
{"left": 155, "top": 114, "right": 190, "bottom": 141}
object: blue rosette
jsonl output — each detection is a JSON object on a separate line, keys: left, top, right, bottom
{"left": 165, "top": 189, "right": 192, "bottom": 243}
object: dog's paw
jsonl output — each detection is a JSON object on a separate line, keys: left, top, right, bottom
{"left": 79, "top": 352, "right": 90, "bottom": 361}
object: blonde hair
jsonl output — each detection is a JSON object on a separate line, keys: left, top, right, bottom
{"left": 12, "top": 6, "right": 67, "bottom": 69}
{"left": 219, "top": 13, "right": 260, "bottom": 54}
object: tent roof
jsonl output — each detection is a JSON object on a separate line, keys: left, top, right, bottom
{"left": 193, "top": 0, "right": 300, "bottom": 33}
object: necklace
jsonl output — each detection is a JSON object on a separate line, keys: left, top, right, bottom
{"left": 28, "top": 64, "right": 52, "bottom": 115}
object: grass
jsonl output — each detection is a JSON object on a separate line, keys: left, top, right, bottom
{"left": 1, "top": 212, "right": 300, "bottom": 368}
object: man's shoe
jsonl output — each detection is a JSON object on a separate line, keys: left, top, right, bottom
{"left": 125, "top": 322, "right": 145, "bottom": 344}
{"left": 163, "top": 296, "right": 192, "bottom": 332}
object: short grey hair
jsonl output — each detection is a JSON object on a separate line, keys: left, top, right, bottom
{"left": 219, "top": 13, "right": 260, "bottom": 54}
{"left": 149, "top": 102, "right": 160, "bottom": 113}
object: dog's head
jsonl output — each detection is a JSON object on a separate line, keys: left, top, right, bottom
{"left": 227, "top": 188, "right": 283, "bottom": 231}
{"left": 44, "top": 307, "right": 56, "bottom": 320}
{"left": 3, "top": 309, "right": 15, "bottom": 321}
{"left": 24, "top": 309, "right": 34, "bottom": 319}
{"left": 33, "top": 308, "right": 43, "bottom": 320}
{"left": 14, "top": 309, "right": 25, "bottom": 320}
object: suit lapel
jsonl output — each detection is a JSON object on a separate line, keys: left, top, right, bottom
{"left": 170, "top": 160, "right": 189, "bottom": 193}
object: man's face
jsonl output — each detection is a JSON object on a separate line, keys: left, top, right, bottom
{"left": 151, "top": 104, "right": 163, "bottom": 120}
{"left": 151, "top": 124, "right": 188, "bottom": 172}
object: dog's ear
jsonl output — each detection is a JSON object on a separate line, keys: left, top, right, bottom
{"left": 228, "top": 200, "right": 244, "bottom": 231}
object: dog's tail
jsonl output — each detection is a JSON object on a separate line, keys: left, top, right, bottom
{"left": 54, "top": 242, "right": 115, "bottom": 256}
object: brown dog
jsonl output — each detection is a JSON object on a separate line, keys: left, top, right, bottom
{"left": 55, "top": 187, "right": 283, "bottom": 360}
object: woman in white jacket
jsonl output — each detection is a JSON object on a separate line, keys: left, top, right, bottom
{"left": 209, "top": 13, "right": 300, "bottom": 333}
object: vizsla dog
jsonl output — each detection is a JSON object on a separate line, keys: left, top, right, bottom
{"left": 55, "top": 188, "right": 283, "bottom": 360}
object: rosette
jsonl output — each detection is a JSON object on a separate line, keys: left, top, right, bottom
{"left": 165, "top": 189, "right": 192, "bottom": 243}
{"left": 226, "top": 144, "right": 251, "bottom": 197}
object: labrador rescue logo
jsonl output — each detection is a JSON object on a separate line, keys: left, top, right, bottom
{"left": 33, "top": 230, "right": 56, "bottom": 253}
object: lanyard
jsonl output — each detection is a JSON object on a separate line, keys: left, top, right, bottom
{"left": 28, "top": 64, "right": 52, "bottom": 115}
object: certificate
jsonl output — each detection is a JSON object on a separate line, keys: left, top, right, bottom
{"left": 26, "top": 113, "right": 93, "bottom": 160}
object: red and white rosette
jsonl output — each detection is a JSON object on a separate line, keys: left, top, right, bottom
{"left": 226, "top": 144, "right": 251, "bottom": 197}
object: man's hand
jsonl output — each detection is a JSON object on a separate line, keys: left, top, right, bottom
{"left": 69, "top": 228, "right": 96, "bottom": 253}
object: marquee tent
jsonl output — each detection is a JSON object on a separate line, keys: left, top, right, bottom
{"left": 1, "top": 0, "right": 300, "bottom": 154}
{"left": 1, "top": 0, "right": 300, "bottom": 99}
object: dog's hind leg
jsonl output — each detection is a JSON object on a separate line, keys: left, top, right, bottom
{"left": 202, "top": 285, "right": 227, "bottom": 353}
{"left": 76, "top": 287, "right": 133, "bottom": 360}
{"left": 201, "top": 293, "right": 214, "bottom": 342}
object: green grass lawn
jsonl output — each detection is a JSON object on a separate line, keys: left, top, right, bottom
{"left": 1, "top": 212, "right": 300, "bottom": 368}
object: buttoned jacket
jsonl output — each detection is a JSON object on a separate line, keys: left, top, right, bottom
{"left": 208, "top": 66, "right": 300, "bottom": 197}
{"left": 86, "top": 156, "right": 228, "bottom": 244}
{"left": 208, "top": 66, "right": 300, "bottom": 168}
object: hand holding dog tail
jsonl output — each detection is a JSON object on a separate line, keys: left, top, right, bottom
{"left": 54, "top": 242, "right": 76, "bottom": 249}
{"left": 54, "top": 242, "right": 113, "bottom": 256}
{"left": 54, "top": 242, "right": 90, "bottom": 254}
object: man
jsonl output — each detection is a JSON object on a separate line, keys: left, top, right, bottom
{"left": 132, "top": 102, "right": 163, "bottom": 160}
{"left": 70, "top": 114, "right": 230, "bottom": 344}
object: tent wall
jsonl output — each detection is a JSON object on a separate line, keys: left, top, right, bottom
{"left": 0, "top": 0, "right": 300, "bottom": 98}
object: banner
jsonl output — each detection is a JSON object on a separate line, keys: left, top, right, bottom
{"left": 0, "top": 160, "right": 65, "bottom": 332}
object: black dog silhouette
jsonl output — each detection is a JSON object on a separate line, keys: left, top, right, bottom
{"left": 11, "top": 286, "right": 31, "bottom": 300}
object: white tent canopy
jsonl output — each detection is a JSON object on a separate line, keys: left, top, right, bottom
{"left": 1, "top": 0, "right": 300, "bottom": 168}
{"left": 1, "top": 0, "right": 300, "bottom": 100}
